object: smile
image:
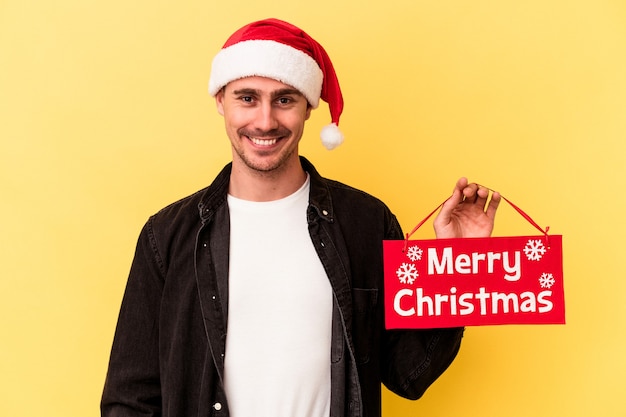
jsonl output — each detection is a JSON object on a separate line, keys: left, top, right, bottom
{"left": 249, "top": 137, "right": 278, "bottom": 146}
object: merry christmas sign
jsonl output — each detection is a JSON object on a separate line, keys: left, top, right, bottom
{"left": 383, "top": 196, "right": 565, "bottom": 329}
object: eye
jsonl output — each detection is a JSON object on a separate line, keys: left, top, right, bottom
{"left": 240, "top": 96, "right": 253, "bottom": 103}
{"left": 277, "top": 97, "right": 292, "bottom": 105}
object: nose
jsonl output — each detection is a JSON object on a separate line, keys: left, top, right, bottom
{"left": 252, "top": 101, "right": 279, "bottom": 133}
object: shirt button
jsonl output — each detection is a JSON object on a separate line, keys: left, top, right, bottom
{"left": 213, "top": 402, "right": 222, "bottom": 411}
{"left": 322, "top": 209, "right": 329, "bottom": 216}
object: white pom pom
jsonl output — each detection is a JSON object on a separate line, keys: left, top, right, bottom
{"left": 320, "top": 123, "right": 344, "bottom": 150}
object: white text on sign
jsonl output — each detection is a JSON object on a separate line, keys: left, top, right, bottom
{"left": 427, "top": 247, "right": 521, "bottom": 281}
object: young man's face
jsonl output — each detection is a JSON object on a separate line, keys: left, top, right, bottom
{"left": 216, "top": 76, "right": 312, "bottom": 175}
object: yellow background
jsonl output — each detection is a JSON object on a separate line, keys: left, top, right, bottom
{"left": 2, "top": 0, "right": 625, "bottom": 416}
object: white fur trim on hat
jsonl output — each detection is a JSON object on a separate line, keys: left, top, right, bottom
{"left": 209, "top": 39, "right": 323, "bottom": 108}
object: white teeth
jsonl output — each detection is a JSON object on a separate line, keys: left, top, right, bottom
{"left": 250, "top": 137, "right": 277, "bottom": 146}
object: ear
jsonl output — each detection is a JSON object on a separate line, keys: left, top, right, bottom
{"left": 305, "top": 104, "right": 312, "bottom": 121}
{"left": 215, "top": 89, "right": 225, "bottom": 116}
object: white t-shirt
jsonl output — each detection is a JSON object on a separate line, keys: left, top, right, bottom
{"left": 224, "top": 175, "right": 332, "bottom": 417}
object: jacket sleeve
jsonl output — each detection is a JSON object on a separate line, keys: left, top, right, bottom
{"left": 381, "top": 326, "right": 464, "bottom": 400}
{"left": 101, "top": 219, "right": 165, "bottom": 416}
{"left": 380, "top": 211, "right": 464, "bottom": 400}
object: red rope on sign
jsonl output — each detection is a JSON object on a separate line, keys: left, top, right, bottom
{"left": 403, "top": 200, "right": 445, "bottom": 253}
{"left": 403, "top": 186, "right": 550, "bottom": 252}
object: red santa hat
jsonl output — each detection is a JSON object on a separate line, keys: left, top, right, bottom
{"left": 209, "top": 18, "right": 344, "bottom": 150}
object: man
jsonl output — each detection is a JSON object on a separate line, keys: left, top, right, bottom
{"left": 101, "top": 18, "right": 500, "bottom": 417}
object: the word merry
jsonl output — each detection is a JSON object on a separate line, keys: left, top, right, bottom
{"left": 427, "top": 247, "right": 521, "bottom": 281}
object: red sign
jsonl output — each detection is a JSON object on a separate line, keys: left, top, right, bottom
{"left": 383, "top": 235, "right": 565, "bottom": 329}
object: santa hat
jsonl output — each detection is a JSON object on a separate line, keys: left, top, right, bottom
{"left": 208, "top": 18, "right": 344, "bottom": 150}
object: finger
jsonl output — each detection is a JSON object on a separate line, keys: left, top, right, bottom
{"left": 436, "top": 177, "right": 467, "bottom": 225}
{"left": 474, "top": 184, "right": 490, "bottom": 210}
{"left": 447, "top": 177, "right": 468, "bottom": 206}
{"left": 456, "top": 177, "right": 469, "bottom": 190}
{"left": 486, "top": 191, "right": 501, "bottom": 219}
{"left": 462, "top": 182, "right": 479, "bottom": 203}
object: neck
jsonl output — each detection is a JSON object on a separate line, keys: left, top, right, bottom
{"left": 228, "top": 157, "right": 307, "bottom": 202}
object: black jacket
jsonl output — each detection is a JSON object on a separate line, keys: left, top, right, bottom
{"left": 101, "top": 157, "right": 463, "bottom": 417}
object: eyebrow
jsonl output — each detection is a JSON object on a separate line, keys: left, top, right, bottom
{"left": 231, "top": 87, "right": 304, "bottom": 99}
{"left": 231, "top": 88, "right": 259, "bottom": 96}
{"left": 272, "top": 88, "right": 304, "bottom": 98}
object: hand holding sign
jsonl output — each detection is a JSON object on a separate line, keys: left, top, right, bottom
{"left": 386, "top": 184, "right": 565, "bottom": 329}
{"left": 434, "top": 178, "right": 501, "bottom": 239}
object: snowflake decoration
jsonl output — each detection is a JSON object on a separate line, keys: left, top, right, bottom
{"left": 539, "top": 273, "right": 555, "bottom": 289}
{"left": 524, "top": 239, "right": 547, "bottom": 261}
{"left": 406, "top": 245, "right": 424, "bottom": 262}
{"left": 396, "top": 263, "right": 419, "bottom": 285}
